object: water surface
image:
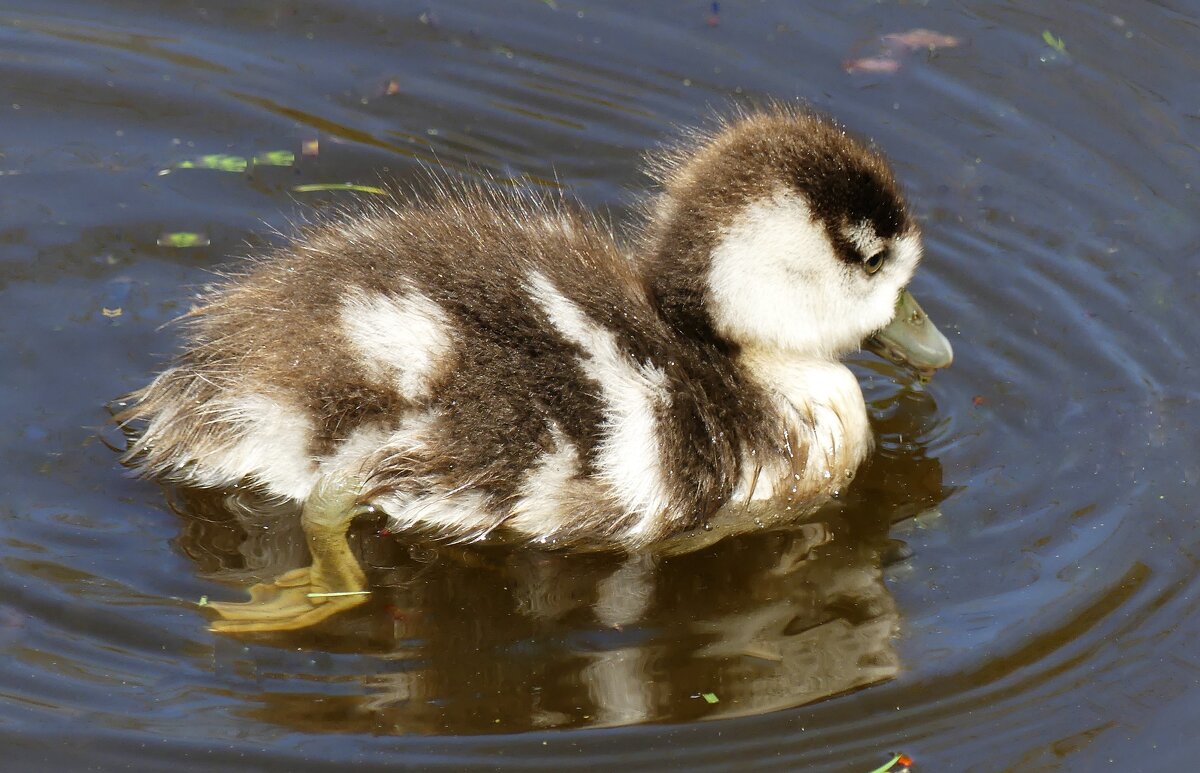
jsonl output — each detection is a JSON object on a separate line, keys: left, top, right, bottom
{"left": 1, "top": 0, "right": 1198, "bottom": 769}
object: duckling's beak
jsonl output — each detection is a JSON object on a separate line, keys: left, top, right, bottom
{"left": 864, "top": 288, "right": 954, "bottom": 372}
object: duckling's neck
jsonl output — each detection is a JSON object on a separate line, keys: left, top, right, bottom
{"left": 738, "top": 347, "right": 866, "bottom": 415}
{"left": 641, "top": 205, "right": 873, "bottom": 487}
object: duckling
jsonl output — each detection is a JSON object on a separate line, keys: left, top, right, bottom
{"left": 117, "top": 106, "right": 952, "bottom": 632}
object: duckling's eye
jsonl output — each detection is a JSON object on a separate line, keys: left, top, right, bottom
{"left": 863, "top": 250, "right": 887, "bottom": 275}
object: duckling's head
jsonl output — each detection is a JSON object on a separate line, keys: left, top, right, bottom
{"left": 646, "top": 107, "right": 949, "bottom": 368}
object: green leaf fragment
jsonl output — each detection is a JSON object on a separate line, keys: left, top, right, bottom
{"left": 157, "top": 232, "right": 210, "bottom": 248}
{"left": 253, "top": 150, "right": 296, "bottom": 166}
{"left": 171, "top": 150, "right": 297, "bottom": 173}
{"left": 1042, "top": 30, "right": 1066, "bottom": 53}
{"left": 292, "top": 183, "right": 389, "bottom": 195}
{"left": 176, "top": 154, "right": 249, "bottom": 172}
{"left": 701, "top": 692, "right": 719, "bottom": 704}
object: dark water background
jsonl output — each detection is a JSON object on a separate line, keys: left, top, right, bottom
{"left": 2, "top": 1, "right": 1198, "bottom": 769}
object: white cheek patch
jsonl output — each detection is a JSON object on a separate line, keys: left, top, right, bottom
{"left": 855, "top": 230, "right": 925, "bottom": 337}
{"left": 339, "top": 287, "right": 454, "bottom": 401}
{"left": 708, "top": 193, "right": 927, "bottom": 358}
{"left": 707, "top": 192, "right": 867, "bottom": 358}
{"left": 526, "top": 271, "right": 675, "bottom": 534}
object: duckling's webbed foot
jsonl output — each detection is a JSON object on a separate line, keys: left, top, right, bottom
{"left": 208, "top": 475, "right": 372, "bottom": 634}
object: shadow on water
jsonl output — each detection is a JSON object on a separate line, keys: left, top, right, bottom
{"left": 159, "top": 359, "right": 947, "bottom": 735}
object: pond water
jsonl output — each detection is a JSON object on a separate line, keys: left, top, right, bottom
{"left": 2, "top": 0, "right": 1198, "bottom": 769}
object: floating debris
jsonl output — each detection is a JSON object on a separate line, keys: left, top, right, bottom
{"left": 302, "top": 138, "right": 320, "bottom": 156}
{"left": 163, "top": 149, "right": 297, "bottom": 175}
{"left": 1042, "top": 30, "right": 1067, "bottom": 53}
{"left": 101, "top": 307, "right": 123, "bottom": 318}
{"left": 845, "top": 28, "right": 959, "bottom": 75}
{"left": 198, "top": 595, "right": 208, "bottom": 607}
{"left": 252, "top": 150, "right": 295, "bottom": 166}
{"left": 868, "top": 753, "right": 913, "bottom": 773}
{"left": 705, "top": 1, "right": 720, "bottom": 27}
{"left": 292, "top": 183, "right": 388, "bottom": 195}
{"left": 972, "top": 395, "right": 987, "bottom": 407}
{"left": 844, "top": 57, "right": 902, "bottom": 74}
{"left": 174, "top": 154, "right": 248, "bottom": 173}
{"left": 384, "top": 79, "right": 401, "bottom": 95}
{"left": 883, "top": 29, "right": 960, "bottom": 51}
{"left": 305, "top": 590, "right": 372, "bottom": 598}
{"left": 701, "top": 692, "right": 719, "bottom": 704}
{"left": 157, "top": 232, "right": 211, "bottom": 248}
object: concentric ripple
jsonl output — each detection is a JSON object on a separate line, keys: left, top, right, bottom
{"left": 0, "top": 0, "right": 1197, "bottom": 770}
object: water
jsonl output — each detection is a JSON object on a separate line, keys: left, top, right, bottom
{"left": 1, "top": 1, "right": 1198, "bottom": 769}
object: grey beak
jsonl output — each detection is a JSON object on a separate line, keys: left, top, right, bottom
{"left": 864, "top": 288, "right": 953, "bottom": 372}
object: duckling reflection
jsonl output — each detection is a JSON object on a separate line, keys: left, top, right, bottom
{"left": 171, "top": 377, "right": 947, "bottom": 733}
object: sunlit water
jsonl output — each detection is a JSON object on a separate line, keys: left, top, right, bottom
{"left": 1, "top": 1, "right": 1198, "bottom": 769}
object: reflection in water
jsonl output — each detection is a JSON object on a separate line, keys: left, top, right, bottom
{"left": 0, "top": 0, "right": 1196, "bottom": 765}
{"left": 165, "top": 367, "right": 946, "bottom": 734}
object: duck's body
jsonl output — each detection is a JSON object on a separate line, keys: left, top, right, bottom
{"left": 119, "top": 108, "right": 952, "bottom": 631}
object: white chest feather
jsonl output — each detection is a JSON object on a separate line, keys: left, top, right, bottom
{"left": 733, "top": 353, "right": 872, "bottom": 504}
